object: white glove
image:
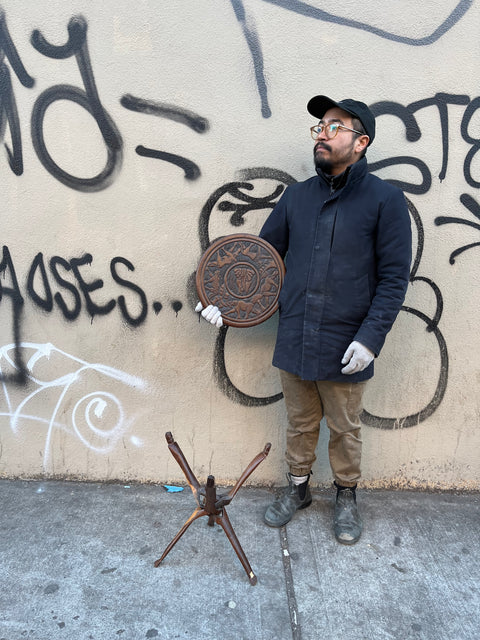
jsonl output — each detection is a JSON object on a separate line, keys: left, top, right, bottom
{"left": 195, "top": 302, "right": 223, "bottom": 328}
{"left": 341, "top": 341, "right": 374, "bottom": 375}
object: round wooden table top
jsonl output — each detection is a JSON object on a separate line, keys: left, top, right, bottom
{"left": 196, "top": 234, "right": 285, "bottom": 327}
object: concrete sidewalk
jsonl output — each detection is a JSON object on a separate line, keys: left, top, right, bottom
{"left": 0, "top": 479, "right": 479, "bottom": 640}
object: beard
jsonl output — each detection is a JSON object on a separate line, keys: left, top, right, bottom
{"left": 313, "top": 140, "right": 356, "bottom": 175}
{"left": 314, "top": 143, "right": 333, "bottom": 174}
{"left": 314, "top": 156, "right": 333, "bottom": 174}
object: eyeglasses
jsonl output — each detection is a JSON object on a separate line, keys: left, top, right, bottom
{"left": 310, "top": 123, "right": 365, "bottom": 140}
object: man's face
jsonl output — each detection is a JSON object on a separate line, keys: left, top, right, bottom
{"left": 313, "top": 107, "right": 365, "bottom": 176}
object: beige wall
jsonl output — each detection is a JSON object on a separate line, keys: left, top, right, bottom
{"left": 0, "top": 0, "right": 478, "bottom": 488}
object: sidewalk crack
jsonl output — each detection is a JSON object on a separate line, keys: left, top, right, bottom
{"left": 279, "top": 525, "right": 301, "bottom": 640}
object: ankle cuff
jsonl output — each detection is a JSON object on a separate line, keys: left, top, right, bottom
{"left": 291, "top": 473, "right": 310, "bottom": 485}
{"left": 334, "top": 481, "right": 357, "bottom": 491}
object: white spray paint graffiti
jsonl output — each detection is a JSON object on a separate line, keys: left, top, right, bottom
{"left": 0, "top": 342, "right": 147, "bottom": 470}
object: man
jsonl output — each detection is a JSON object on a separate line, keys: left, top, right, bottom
{"left": 197, "top": 95, "right": 411, "bottom": 545}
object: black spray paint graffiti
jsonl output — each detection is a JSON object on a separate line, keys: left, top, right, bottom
{"left": 368, "top": 94, "right": 474, "bottom": 190}
{"left": 197, "top": 167, "right": 297, "bottom": 406}
{"left": 230, "top": 0, "right": 271, "bottom": 119}
{"left": 0, "top": 12, "right": 209, "bottom": 190}
{"left": 199, "top": 93, "right": 479, "bottom": 423}
{"left": 231, "top": 0, "right": 473, "bottom": 118}
{"left": 230, "top": 2, "right": 480, "bottom": 272}
{"left": 27, "top": 253, "right": 145, "bottom": 325}
{"left": 200, "top": 169, "right": 448, "bottom": 429}
{"left": 0, "top": 8, "right": 469, "bottom": 422}
{"left": 0, "top": 11, "right": 210, "bottom": 383}
{"left": 435, "top": 194, "right": 480, "bottom": 263}
{"left": 0, "top": 246, "right": 183, "bottom": 383}
{"left": 121, "top": 95, "right": 209, "bottom": 181}
{"left": 0, "top": 8, "right": 34, "bottom": 175}
{"left": 432, "top": 97, "right": 480, "bottom": 262}
{"left": 369, "top": 96, "right": 480, "bottom": 264}
{"left": 198, "top": 167, "right": 297, "bottom": 253}
{"left": 0, "top": 246, "right": 26, "bottom": 384}
{"left": 361, "top": 197, "right": 448, "bottom": 430}
{"left": 0, "top": 12, "right": 122, "bottom": 190}
{"left": 201, "top": 168, "right": 296, "bottom": 406}
{"left": 30, "top": 16, "right": 122, "bottom": 191}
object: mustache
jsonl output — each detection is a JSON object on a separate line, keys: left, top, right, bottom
{"left": 314, "top": 142, "right": 331, "bottom": 153}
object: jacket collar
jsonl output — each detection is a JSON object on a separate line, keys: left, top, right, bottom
{"left": 316, "top": 156, "right": 368, "bottom": 193}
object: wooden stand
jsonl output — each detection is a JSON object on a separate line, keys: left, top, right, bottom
{"left": 154, "top": 432, "right": 271, "bottom": 585}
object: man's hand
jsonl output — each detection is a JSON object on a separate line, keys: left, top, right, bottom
{"left": 341, "top": 341, "right": 374, "bottom": 375}
{"left": 195, "top": 302, "right": 223, "bottom": 328}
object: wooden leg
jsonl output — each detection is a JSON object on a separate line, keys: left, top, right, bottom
{"left": 216, "top": 507, "right": 257, "bottom": 585}
{"left": 154, "top": 507, "right": 207, "bottom": 567}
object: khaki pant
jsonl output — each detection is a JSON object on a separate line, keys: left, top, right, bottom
{"left": 279, "top": 369, "right": 367, "bottom": 488}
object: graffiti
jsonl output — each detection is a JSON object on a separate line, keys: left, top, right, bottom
{"left": 232, "top": 0, "right": 473, "bottom": 117}
{"left": 0, "top": 12, "right": 208, "bottom": 189}
{"left": 0, "top": 246, "right": 25, "bottom": 385}
{"left": 121, "top": 94, "right": 208, "bottom": 180}
{"left": 230, "top": 0, "right": 270, "bottom": 118}
{"left": 368, "top": 94, "right": 473, "bottom": 190}
{"left": 0, "top": 341, "right": 146, "bottom": 470}
{"left": 25, "top": 250, "right": 146, "bottom": 324}
{"left": 0, "top": 11, "right": 122, "bottom": 188}
{"left": 121, "top": 95, "right": 209, "bottom": 133}
{"left": 0, "top": 246, "right": 183, "bottom": 382}
{"left": 435, "top": 194, "right": 480, "bottom": 263}
{"left": 0, "top": 5, "right": 475, "bottom": 446}
{"left": 198, "top": 168, "right": 296, "bottom": 405}
{"left": 111, "top": 257, "right": 149, "bottom": 326}
{"left": 370, "top": 95, "right": 480, "bottom": 265}
{"left": 135, "top": 144, "right": 201, "bottom": 181}
{"left": 361, "top": 197, "right": 449, "bottom": 429}
{"left": 198, "top": 167, "right": 297, "bottom": 252}
{"left": 26, "top": 249, "right": 183, "bottom": 324}
{"left": 460, "top": 97, "right": 480, "bottom": 188}
{"left": 0, "top": 9, "right": 34, "bottom": 175}
{"left": 260, "top": 0, "right": 473, "bottom": 44}
{"left": 30, "top": 15, "right": 123, "bottom": 191}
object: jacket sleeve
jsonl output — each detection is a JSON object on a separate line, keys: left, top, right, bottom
{"left": 354, "top": 188, "right": 412, "bottom": 355}
{"left": 258, "top": 188, "right": 290, "bottom": 258}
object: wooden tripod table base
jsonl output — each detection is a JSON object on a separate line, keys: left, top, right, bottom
{"left": 154, "top": 432, "right": 271, "bottom": 585}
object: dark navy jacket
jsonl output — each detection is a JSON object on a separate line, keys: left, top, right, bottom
{"left": 259, "top": 157, "right": 412, "bottom": 382}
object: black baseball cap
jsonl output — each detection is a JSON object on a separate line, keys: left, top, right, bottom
{"left": 307, "top": 95, "right": 375, "bottom": 146}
